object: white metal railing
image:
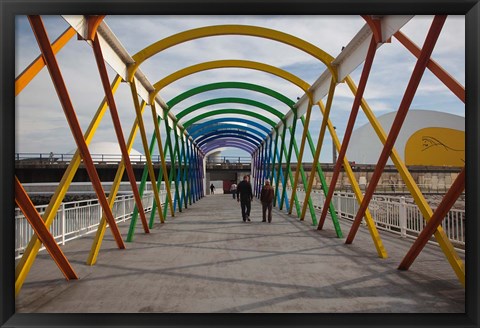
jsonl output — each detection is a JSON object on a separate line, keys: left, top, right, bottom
{"left": 283, "top": 188, "right": 465, "bottom": 248}
{"left": 14, "top": 191, "right": 172, "bottom": 259}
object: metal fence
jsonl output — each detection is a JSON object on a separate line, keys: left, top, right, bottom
{"left": 15, "top": 152, "right": 170, "bottom": 164}
{"left": 14, "top": 191, "right": 168, "bottom": 259}
{"left": 15, "top": 187, "right": 465, "bottom": 259}
{"left": 282, "top": 188, "right": 465, "bottom": 249}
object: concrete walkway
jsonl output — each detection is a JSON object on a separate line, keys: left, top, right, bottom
{"left": 16, "top": 194, "right": 464, "bottom": 313}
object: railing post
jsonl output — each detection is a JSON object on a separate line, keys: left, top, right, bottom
{"left": 336, "top": 193, "right": 341, "bottom": 218}
{"left": 122, "top": 195, "right": 126, "bottom": 221}
{"left": 400, "top": 196, "right": 407, "bottom": 238}
{"left": 61, "top": 202, "right": 66, "bottom": 245}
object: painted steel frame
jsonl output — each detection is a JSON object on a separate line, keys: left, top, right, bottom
{"left": 16, "top": 14, "right": 465, "bottom": 292}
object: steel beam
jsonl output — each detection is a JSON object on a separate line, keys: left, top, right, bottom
{"left": 273, "top": 124, "right": 287, "bottom": 207}
{"left": 28, "top": 15, "right": 125, "bottom": 249}
{"left": 280, "top": 112, "right": 297, "bottom": 210}
{"left": 15, "top": 26, "right": 76, "bottom": 96}
{"left": 88, "top": 101, "right": 147, "bottom": 265}
{"left": 318, "top": 35, "right": 378, "bottom": 230}
{"left": 293, "top": 16, "right": 412, "bottom": 122}
{"left": 92, "top": 34, "right": 150, "bottom": 234}
{"left": 300, "top": 78, "right": 336, "bottom": 220}
{"left": 151, "top": 102, "right": 175, "bottom": 216}
{"left": 288, "top": 97, "right": 312, "bottom": 215}
{"left": 16, "top": 74, "right": 123, "bottom": 289}
{"left": 398, "top": 166, "right": 465, "bottom": 273}
{"left": 347, "top": 16, "right": 447, "bottom": 244}
{"left": 394, "top": 30, "right": 465, "bottom": 103}
{"left": 15, "top": 177, "right": 78, "bottom": 295}
{"left": 129, "top": 82, "right": 164, "bottom": 226}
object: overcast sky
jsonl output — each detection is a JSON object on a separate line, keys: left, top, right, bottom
{"left": 15, "top": 15, "right": 465, "bottom": 162}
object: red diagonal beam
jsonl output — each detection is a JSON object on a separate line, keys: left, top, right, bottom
{"left": 15, "top": 177, "right": 78, "bottom": 280}
{"left": 91, "top": 28, "right": 150, "bottom": 234}
{"left": 86, "top": 15, "right": 106, "bottom": 41}
{"left": 394, "top": 30, "right": 465, "bottom": 103}
{"left": 318, "top": 35, "right": 378, "bottom": 230}
{"left": 361, "top": 15, "right": 382, "bottom": 43}
{"left": 399, "top": 166, "right": 465, "bottom": 270}
{"left": 346, "top": 15, "right": 447, "bottom": 244}
{"left": 28, "top": 15, "right": 125, "bottom": 249}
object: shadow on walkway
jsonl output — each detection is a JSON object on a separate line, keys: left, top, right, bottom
{"left": 16, "top": 194, "right": 464, "bottom": 313}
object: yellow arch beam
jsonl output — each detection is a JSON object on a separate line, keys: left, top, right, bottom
{"left": 128, "top": 24, "right": 337, "bottom": 83}
{"left": 150, "top": 59, "right": 309, "bottom": 103}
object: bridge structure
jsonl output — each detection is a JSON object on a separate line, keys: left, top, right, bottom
{"left": 10, "top": 13, "right": 473, "bottom": 319}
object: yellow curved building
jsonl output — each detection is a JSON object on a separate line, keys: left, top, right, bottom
{"left": 346, "top": 110, "right": 464, "bottom": 167}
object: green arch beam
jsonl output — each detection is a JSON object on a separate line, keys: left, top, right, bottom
{"left": 167, "top": 81, "right": 295, "bottom": 109}
{"left": 177, "top": 97, "right": 284, "bottom": 121}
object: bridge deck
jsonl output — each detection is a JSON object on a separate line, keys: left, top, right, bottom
{"left": 16, "top": 194, "right": 464, "bottom": 313}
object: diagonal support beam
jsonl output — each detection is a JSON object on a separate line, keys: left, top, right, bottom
{"left": 394, "top": 30, "right": 465, "bottom": 103}
{"left": 151, "top": 102, "right": 175, "bottom": 216}
{"left": 15, "top": 177, "right": 78, "bottom": 294}
{"left": 88, "top": 101, "right": 148, "bottom": 265}
{"left": 273, "top": 124, "right": 287, "bottom": 207}
{"left": 91, "top": 33, "right": 150, "bottom": 235}
{"left": 279, "top": 112, "right": 297, "bottom": 210}
{"left": 288, "top": 97, "right": 312, "bottom": 215}
{"left": 398, "top": 166, "right": 465, "bottom": 272}
{"left": 129, "top": 82, "right": 165, "bottom": 227}
{"left": 319, "top": 35, "right": 377, "bottom": 230}
{"left": 28, "top": 15, "right": 125, "bottom": 249}
{"left": 300, "top": 77, "right": 336, "bottom": 220}
{"left": 17, "top": 74, "right": 122, "bottom": 281}
{"left": 15, "top": 26, "right": 76, "bottom": 96}
{"left": 346, "top": 16, "right": 447, "bottom": 243}
{"left": 318, "top": 101, "right": 383, "bottom": 253}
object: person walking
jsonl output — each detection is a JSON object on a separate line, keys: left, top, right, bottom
{"left": 210, "top": 183, "right": 215, "bottom": 195}
{"left": 260, "top": 179, "right": 275, "bottom": 223}
{"left": 237, "top": 175, "right": 253, "bottom": 222}
{"left": 230, "top": 182, "right": 237, "bottom": 199}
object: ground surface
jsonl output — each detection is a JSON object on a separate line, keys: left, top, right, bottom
{"left": 16, "top": 194, "right": 465, "bottom": 313}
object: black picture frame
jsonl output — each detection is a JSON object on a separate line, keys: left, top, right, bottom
{"left": 1, "top": 1, "right": 479, "bottom": 327}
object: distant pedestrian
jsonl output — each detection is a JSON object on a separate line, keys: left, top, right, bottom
{"left": 210, "top": 183, "right": 215, "bottom": 194}
{"left": 260, "top": 179, "right": 275, "bottom": 223}
{"left": 237, "top": 175, "right": 253, "bottom": 222}
{"left": 230, "top": 182, "right": 237, "bottom": 199}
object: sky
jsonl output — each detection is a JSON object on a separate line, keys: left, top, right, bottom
{"left": 15, "top": 15, "right": 465, "bottom": 163}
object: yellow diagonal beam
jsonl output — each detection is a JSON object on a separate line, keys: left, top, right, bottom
{"left": 130, "top": 82, "right": 164, "bottom": 223}
{"left": 300, "top": 77, "right": 336, "bottom": 220}
{"left": 345, "top": 75, "right": 464, "bottom": 285}
{"left": 15, "top": 74, "right": 123, "bottom": 295}
{"left": 87, "top": 100, "right": 147, "bottom": 265}
{"left": 318, "top": 100, "right": 387, "bottom": 259}
{"left": 151, "top": 102, "right": 175, "bottom": 217}
{"left": 288, "top": 94, "right": 313, "bottom": 215}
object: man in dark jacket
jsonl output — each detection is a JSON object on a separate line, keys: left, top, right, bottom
{"left": 260, "top": 179, "right": 275, "bottom": 223}
{"left": 237, "top": 175, "right": 253, "bottom": 222}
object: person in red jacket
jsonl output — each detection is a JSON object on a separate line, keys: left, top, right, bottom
{"left": 260, "top": 179, "right": 275, "bottom": 223}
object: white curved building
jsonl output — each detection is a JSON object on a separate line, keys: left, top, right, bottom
{"left": 346, "top": 110, "right": 465, "bottom": 167}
